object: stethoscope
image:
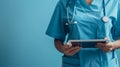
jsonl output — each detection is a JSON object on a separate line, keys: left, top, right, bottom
{"left": 102, "top": 0, "right": 110, "bottom": 23}
{"left": 66, "top": 0, "right": 112, "bottom": 39}
{"left": 66, "top": 0, "right": 110, "bottom": 24}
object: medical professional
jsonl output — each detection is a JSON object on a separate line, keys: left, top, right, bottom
{"left": 46, "top": 0, "right": 120, "bottom": 67}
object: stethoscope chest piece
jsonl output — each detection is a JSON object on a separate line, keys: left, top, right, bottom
{"left": 102, "top": 16, "right": 110, "bottom": 23}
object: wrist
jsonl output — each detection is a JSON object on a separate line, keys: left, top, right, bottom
{"left": 60, "top": 45, "right": 65, "bottom": 53}
{"left": 110, "top": 42, "right": 115, "bottom": 50}
{"left": 54, "top": 42, "right": 65, "bottom": 53}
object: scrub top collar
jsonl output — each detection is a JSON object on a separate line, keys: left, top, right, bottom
{"left": 66, "top": 0, "right": 104, "bottom": 11}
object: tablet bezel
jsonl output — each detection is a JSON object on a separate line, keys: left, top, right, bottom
{"left": 67, "top": 39, "right": 109, "bottom": 47}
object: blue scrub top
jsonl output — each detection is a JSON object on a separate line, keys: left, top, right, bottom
{"left": 46, "top": 0, "right": 120, "bottom": 67}
{"left": 46, "top": 0, "right": 120, "bottom": 41}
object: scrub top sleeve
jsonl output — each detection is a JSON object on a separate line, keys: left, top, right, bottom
{"left": 46, "top": 1, "right": 67, "bottom": 41}
{"left": 114, "top": 2, "right": 120, "bottom": 40}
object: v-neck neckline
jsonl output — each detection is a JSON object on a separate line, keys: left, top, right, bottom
{"left": 85, "top": 0, "right": 93, "bottom": 5}
{"left": 82, "top": 0, "right": 94, "bottom": 9}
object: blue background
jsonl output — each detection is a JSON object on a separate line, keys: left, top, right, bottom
{"left": 0, "top": 0, "right": 120, "bottom": 67}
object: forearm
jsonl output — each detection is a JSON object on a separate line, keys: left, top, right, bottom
{"left": 112, "top": 40, "right": 120, "bottom": 50}
{"left": 54, "top": 39, "right": 64, "bottom": 53}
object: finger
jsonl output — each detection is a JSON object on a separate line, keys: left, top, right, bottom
{"left": 69, "top": 46, "right": 80, "bottom": 53}
{"left": 65, "top": 46, "right": 80, "bottom": 54}
{"left": 105, "top": 44, "right": 112, "bottom": 48}
{"left": 66, "top": 42, "right": 72, "bottom": 47}
{"left": 106, "top": 45, "right": 113, "bottom": 51}
{"left": 69, "top": 46, "right": 80, "bottom": 51}
{"left": 63, "top": 45, "right": 71, "bottom": 54}
{"left": 65, "top": 47, "right": 81, "bottom": 56}
{"left": 104, "top": 37, "right": 109, "bottom": 40}
{"left": 97, "top": 43, "right": 105, "bottom": 47}
{"left": 64, "top": 45, "right": 70, "bottom": 49}
{"left": 104, "top": 37, "right": 110, "bottom": 43}
{"left": 96, "top": 43, "right": 108, "bottom": 52}
{"left": 103, "top": 48, "right": 111, "bottom": 52}
{"left": 96, "top": 43, "right": 105, "bottom": 49}
{"left": 96, "top": 42, "right": 112, "bottom": 52}
{"left": 69, "top": 47, "right": 81, "bottom": 55}
{"left": 108, "top": 48, "right": 113, "bottom": 51}
{"left": 107, "top": 43, "right": 113, "bottom": 48}
{"left": 100, "top": 43, "right": 112, "bottom": 51}
{"left": 64, "top": 53, "right": 72, "bottom": 56}
{"left": 101, "top": 45, "right": 113, "bottom": 52}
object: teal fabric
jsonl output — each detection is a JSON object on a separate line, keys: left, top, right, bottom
{"left": 46, "top": 0, "right": 120, "bottom": 67}
{"left": 46, "top": 0, "right": 67, "bottom": 41}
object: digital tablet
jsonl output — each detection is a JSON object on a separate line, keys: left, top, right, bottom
{"left": 67, "top": 39, "right": 109, "bottom": 48}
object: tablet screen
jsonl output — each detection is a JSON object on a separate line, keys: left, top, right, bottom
{"left": 69, "top": 39, "right": 108, "bottom": 48}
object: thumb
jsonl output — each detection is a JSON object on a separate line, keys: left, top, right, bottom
{"left": 64, "top": 44, "right": 70, "bottom": 49}
{"left": 104, "top": 37, "right": 109, "bottom": 40}
{"left": 104, "top": 37, "right": 110, "bottom": 43}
